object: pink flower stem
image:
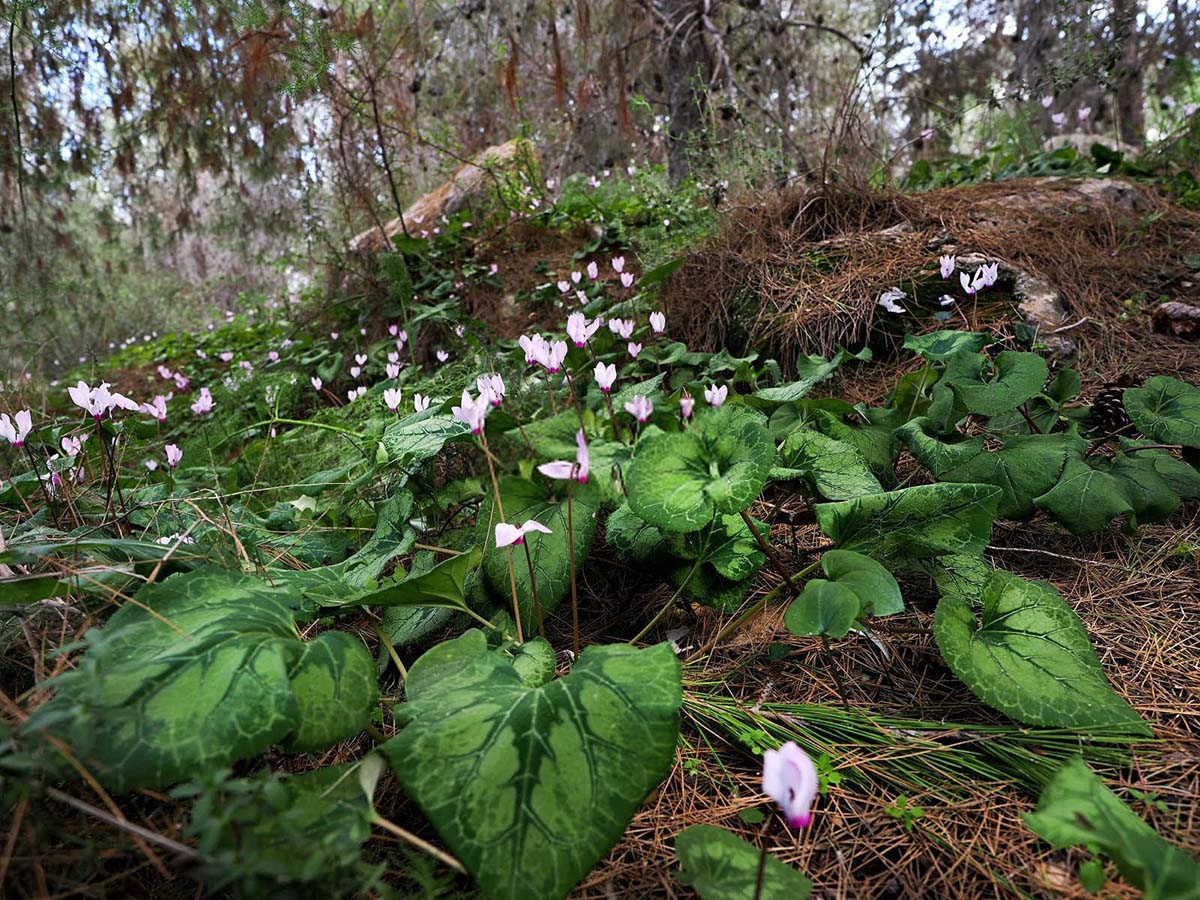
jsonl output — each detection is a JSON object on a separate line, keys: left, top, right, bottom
{"left": 480, "top": 432, "right": 523, "bottom": 644}
{"left": 567, "top": 478, "right": 579, "bottom": 660}
{"left": 521, "top": 540, "right": 545, "bottom": 639}
{"left": 602, "top": 392, "right": 623, "bottom": 442}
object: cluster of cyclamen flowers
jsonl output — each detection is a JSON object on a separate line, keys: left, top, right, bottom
{"left": 877, "top": 254, "right": 1000, "bottom": 315}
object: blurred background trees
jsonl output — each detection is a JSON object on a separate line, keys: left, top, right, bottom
{"left": 2, "top": 0, "right": 1198, "bottom": 370}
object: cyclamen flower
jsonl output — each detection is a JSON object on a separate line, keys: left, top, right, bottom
{"left": 62, "top": 434, "right": 88, "bottom": 457}
{"left": 608, "top": 318, "right": 635, "bottom": 339}
{"left": 414, "top": 394, "right": 431, "bottom": 411}
{"left": 557, "top": 280, "right": 571, "bottom": 294}
{"left": 69, "top": 381, "right": 139, "bottom": 419}
{"left": 611, "top": 256, "right": 625, "bottom": 273}
{"left": 455, "top": 324, "right": 466, "bottom": 338}
{"left": 519, "top": 333, "right": 547, "bottom": 366}
{"left": 1041, "top": 94, "right": 1054, "bottom": 109}
{"left": 437, "top": 350, "right": 450, "bottom": 363}
{"left": 387, "top": 351, "right": 399, "bottom": 363}
{"left": 566, "top": 312, "right": 600, "bottom": 347}
{"left": 0, "top": 410, "right": 32, "bottom": 447}
{"left": 219, "top": 351, "right": 233, "bottom": 362}
{"left": 624, "top": 394, "right": 653, "bottom": 423}
{"left": 538, "top": 429, "right": 589, "bottom": 483}
{"left": 495, "top": 520, "right": 553, "bottom": 548}
{"left": 268, "top": 350, "right": 279, "bottom": 362}
{"left": 396, "top": 330, "right": 408, "bottom": 346}
{"left": 649, "top": 311, "right": 666, "bottom": 334}
{"left": 452, "top": 389, "right": 491, "bottom": 434}
{"left": 627, "top": 342, "right": 643, "bottom": 359}
{"left": 388, "top": 323, "right": 399, "bottom": 336}
{"left": 191, "top": 387, "right": 214, "bottom": 415}
{"left": 311, "top": 376, "right": 323, "bottom": 392}
{"left": 680, "top": 394, "right": 695, "bottom": 419}
{"left": 595, "top": 362, "right": 617, "bottom": 393}
{"left": 477, "top": 374, "right": 505, "bottom": 407}
{"left": 488, "top": 263, "right": 499, "bottom": 276}
{"left": 705, "top": 384, "right": 728, "bottom": 407}
{"left": 960, "top": 271, "right": 977, "bottom": 296}
{"left": 762, "top": 742, "right": 819, "bottom": 829}
{"left": 383, "top": 388, "right": 403, "bottom": 412}
{"left": 330, "top": 331, "right": 339, "bottom": 340}
{"left": 240, "top": 360, "right": 253, "bottom": 373}
{"left": 938, "top": 295, "right": 957, "bottom": 307}
{"left": 976, "top": 262, "right": 999, "bottom": 288}
{"left": 1051, "top": 112, "right": 1066, "bottom": 127}
{"left": 145, "top": 459, "right": 158, "bottom": 471}
{"left": 878, "top": 288, "right": 907, "bottom": 314}
{"left": 586, "top": 260, "right": 599, "bottom": 279}
{"left": 350, "top": 366, "right": 362, "bottom": 379}
{"left": 1078, "top": 106, "right": 1091, "bottom": 122}
{"left": 157, "top": 365, "right": 173, "bottom": 379}
{"left": 620, "top": 272, "right": 635, "bottom": 290}
{"left": 939, "top": 254, "right": 956, "bottom": 279}
{"left": 141, "top": 395, "right": 169, "bottom": 423}
{"left": 355, "top": 354, "right": 368, "bottom": 366}
{"left": 173, "top": 372, "right": 189, "bottom": 390}
{"left": 386, "top": 363, "right": 401, "bottom": 379}
{"left": 571, "top": 270, "right": 582, "bottom": 284}
{"left": 538, "top": 340, "right": 568, "bottom": 374}
{"left": 165, "top": 444, "right": 183, "bottom": 468}
{"left": 575, "top": 289, "right": 588, "bottom": 305}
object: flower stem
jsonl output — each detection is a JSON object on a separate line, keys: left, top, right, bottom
{"left": 480, "top": 433, "right": 523, "bottom": 643}
{"left": 567, "top": 480, "right": 579, "bottom": 659}
{"left": 521, "top": 540, "right": 545, "bottom": 638}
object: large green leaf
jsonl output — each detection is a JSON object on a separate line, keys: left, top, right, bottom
{"left": 626, "top": 406, "right": 773, "bottom": 532}
{"left": 605, "top": 503, "right": 666, "bottom": 562}
{"left": 1033, "top": 457, "right": 1134, "bottom": 535}
{"left": 380, "top": 410, "right": 471, "bottom": 467}
{"left": 773, "top": 428, "right": 883, "bottom": 500}
{"left": 675, "top": 825, "right": 812, "bottom": 899}
{"left": 1123, "top": 376, "right": 1200, "bottom": 448}
{"left": 947, "top": 351, "right": 1048, "bottom": 416}
{"left": 381, "top": 631, "right": 682, "bottom": 900}
{"left": 357, "top": 545, "right": 483, "bottom": 609}
{"left": 903, "top": 330, "right": 988, "bottom": 361}
{"left": 1119, "top": 440, "right": 1200, "bottom": 499}
{"left": 664, "top": 513, "right": 766, "bottom": 582}
{"left": 26, "top": 569, "right": 378, "bottom": 790}
{"left": 753, "top": 347, "right": 870, "bottom": 403}
{"left": 285, "top": 631, "right": 380, "bottom": 752}
{"left": 1097, "top": 451, "right": 1182, "bottom": 524}
{"left": 480, "top": 478, "right": 596, "bottom": 627}
{"left": 1024, "top": 757, "right": 1200, "bottom": 899}
{"left": 933, "top": 571, "right": 1147, "bottom": 731}
{"left": 785, "top": 549, "right": 903, "bottom": 639}
{"left": 900, "top": 422, "right": 1084, "bottom": 519}
{"left": 815, "top": 483, "right": 1000, "bottom": 561}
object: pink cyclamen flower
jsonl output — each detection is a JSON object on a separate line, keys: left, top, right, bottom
{"left": 627, "top": 342, "right": 643, "bottom": 359}
{"left": 762, "top": 742, "right": 819, "bottom": 828}
{"left": 567, "top": 312, "right": 601, "bottom": 348}
{"left": 195, "top": 349, "right": 207, "bottom": 359}
{"left": 396, "top": 330, "right": 408, "bottom": 346}
{"left": 519, "top": 333, "right": 547, "bottom": 366}
{"left": 624, "top": 394, "right": 653, "bottom": 423}
{"left": 620, "top": 272, "right": 635, "bottom": 290}
{"left": 649, "top": 311, "right": 666, "bottom": 334}
{"left": 585, "top": 260, "right": 598, "bottom": 280}
{"left": 389, "top": 323, "right": 399, "bottom": 336}
{"left": 330, "top": 331, "right": 339, "bottom": 340}
{"left": 383, "top": 388, "right": 403, "bottom": 412}
{"left": 611, "top": 256, "right": 625, "bottom": 273}
{"left": 165, "top": 444, "right": 183, "bottom": 468}
{"left": 452, "top": 389, "right": 491, "bottom": 434}
{"left": 157, "top": 365, "right": 173, "bottom": 379}
{"left": 350, "top": 366, "right": 362, "bottom": 379}
{"left": 595, "top": 362, "right": 617, "bottom": 393}
{"left": 960, "top": 271, "right": 977, "bottom": 296}
{"left": 571, "top": 270, "right": 582, "bottom": 284}
{"left": 538, "top": 429, "right": 590, "bottom": 483}
{"left": 141, "top": 395, "right": 169, "bottom": 423}
{"left": 977, "top": 262, "right": 999, "bottom": 288}
{"left": 938, "top": 294, "right": 957, "bottom": 307}
{"left": 477, "top": 374, "right": 505, "bottom": 407}
{"left": 455, "top": 324, "right": 466, "bottom": 338}
{"left": 145, "top": 459, "right": 158, "bottom": 471}
{"left": 387, "top": 351, "right": 399, "bottom": 363}
{"left": 1051, "top": 112, "right": 1066, "bottom": 128}
{"left": 0, "top": 410, "right": 32, "bottom": 447}
{"left": 1078, "top": 106, "right": 1091, "bottom": 122}
{"left": 191, "top": 387, "right": 214, "bottom": 415}
{"left": 268, "top": 350, "right": 279, "bottom": 362}
{"left": 608, "top": 318, "right": 635, "bottom": 339}
{"left": 1041, "top": 94, "right": 1054, "bottom": 109}
{"left": 414, "top": 394, "right": 431, "bottom": 412}
{"left": 386, "top": 363, "right": 401, "bottom": 379}
{"left": 495, "top": 520, "right": 553, "bottom": 548}
{"left": 538, "top": 340, "right": 568, "bottom": 374}
{"left": 557, "top": 280, "right": 571, "bottom": 294}
{"left": 920, "top": 127, "right": 935, "bottom": 141}
{"left": 436, "top": 350, "right": 450, "bottom": 364}
{"left": 488, "top": 263, "right": 499, "bottom": 276}
{"left": 680, "top": 395, "right": 695, "bottom": 419}
{"left": 878, "top": 289, "right": 907, "bottom": 314}
{"left": 62, "top": 434, "right": 88, "bottom": 457}
{"left": 173, "top": 372, "right": 189, "bottom": 390}
{"left": 219, "top": 351, "right": 234, "bottom": 362}
{"left": 311, "top": 376, "right": 323, "bottom": 392}
{"left": 704, "top": 384, "right": 728, "bottom": 407}
{"left": 939, "top": 254, "right": 955, "bottom": 279}
{"left": 355, "top": 354, "right": 368, "bottom": 366}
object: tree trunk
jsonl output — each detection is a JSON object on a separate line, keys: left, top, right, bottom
{"left": 1112, "top": 0, "right": 1144, "bottom": 145}
{"left": 663, "top": 0, "right": 711, "bottom": 186}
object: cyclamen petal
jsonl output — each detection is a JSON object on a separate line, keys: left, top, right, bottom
{"left": 762, "top": 741, "right": 819, "bottom": 829}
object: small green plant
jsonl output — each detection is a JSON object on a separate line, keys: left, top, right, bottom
{"left": 885, "top": 794, "right": 926, "bottom": 832}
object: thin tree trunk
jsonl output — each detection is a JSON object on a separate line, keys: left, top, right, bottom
{"left": 1112, "top": 0, "right": 1144, "bottom": 145}
{"left": 663, "top": 0, "right": 711, "bottom": 186}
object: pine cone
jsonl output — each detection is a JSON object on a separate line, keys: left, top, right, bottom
{"left": 1086, "top": 385, "right": 1136, "bottom": 437}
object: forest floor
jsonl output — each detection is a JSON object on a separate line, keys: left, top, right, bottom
{"left": 4, "top": 175, "right": 1199, "bottom": 899}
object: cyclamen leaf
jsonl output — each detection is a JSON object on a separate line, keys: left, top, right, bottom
{"left": 1033, "top": 458, "right": 1133, "bottom": 535}
{"left": 381, "top": 631, "right": 682, "bottom": 900}
{"left": 820, "top": 549, "right": 904, "bottom": 617}
{"left": 626, "top": 406, "right": 773, "bottom": 532}
{"left": 1119, "top": 440, "right": 1200, "bottom": 499}
{"left": 1122, "top": 376, "right": 1200, "bottom": 448}
{"left": 816, "top": 482, "right": 1000, "bottom": 561}
{"left": 1097, "top": 452, "right": 1181, "bottom": 524}
{"left": 664, "top": 513, "right": 766, "bottom": 582}
{"left": 284, "top": 631, "right": 380, "bottom": 752}
{"left": 903, "top": 330, "right": 988, "bottom": 362}
{"left": 1024, "top": 757, "right": 1200, "bottom": 899}
{"left": 605, "top": 503, "right": 666, "bottom": 562}
{"left": 785, "top": 549, "right": 903, "bottom": 639}
{"left": 947, "top": 351, "right": 1049, "bottom": 416}
{"left": 753, "top": 347, "right": 870, "bottom": 403}
{"left": 784, "top": 580, "right": 861, "bottom": 638}
{"left": 675, "top": 825, "right": 812, "bottom": 899}
{"left": 380, "top": 410, "right": 471, "bottom": 467}
{"left": 775, "top": 428, "right": 883, "bottom": 500}
{"left": 933, "top": 571, "right": 1147, "bottom": 731}
{"left": 26, "top": 569, "right": 377, "bottom": 791}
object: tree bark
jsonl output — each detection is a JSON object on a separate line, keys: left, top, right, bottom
{"left": 1112, "top": 0, "right": 1144, "bottom": 145}
{"left": 663, "top": 0, "right": 712, "bottom": 186}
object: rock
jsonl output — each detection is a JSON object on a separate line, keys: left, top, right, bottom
{"left": 348, "top": 139, "right": 537, "bottom": 253}
{"left": 1152, "top": 301, "right": 1200, "bottom": 340}
{"left": 1014, "top": 271, "right": 1077, "bottom": 356}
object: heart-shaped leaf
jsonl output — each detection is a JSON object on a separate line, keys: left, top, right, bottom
{"left": 380, "top": 410, "right": 472, "bottom": 467}
{"left": 947, "top": 351, "right": 1048, "bottom": 416}
{"left": 675, "top": 824, "right": 812, "bottom": 899}
{"left": 773, "top": 428, "right": 883, "bottom": 499}
{"left": 626, "top": 406, "right": 773, "bottom": 532}
{"left": 1122, "top": 376, "right": 1200, "bottom": 448}
{"left": 784, "top": 580, "right": 860, "bottom": 638}
{"left": 381, "top": 631, "right": 681, "bottom": 900}
{"left": 903, "top": 330, "right": 988, "bottom": 362}
{"left": 933, "top": 570, "right": 1148, "bottom": 731}
{"left": 1024, "top": 757, "right": 1200, "bottom": 898}
{"left": 753, "top": 347, "right": 870, "bottom": 403}
{"left": 27, "top": 569, "right": 377, "bottom": 790}
{"left": 785, "top": 549, "right": 903, "bottom": 638}
{"left": 1033, "top": 457, "right": 1134, "bottom": 535}
{"left": 816, "top": 483, "right": 1000, "bottom": 561}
